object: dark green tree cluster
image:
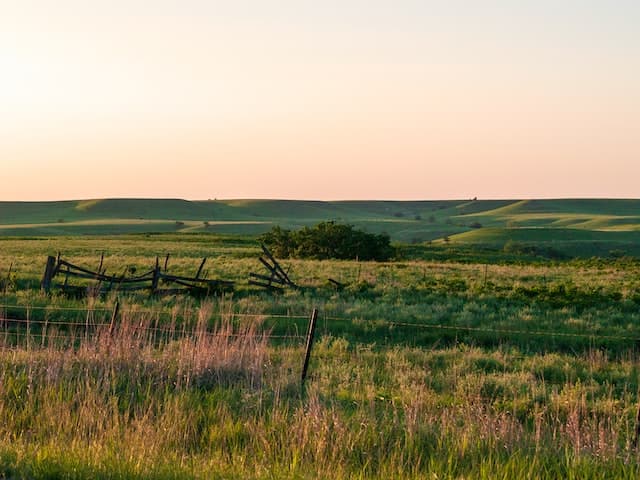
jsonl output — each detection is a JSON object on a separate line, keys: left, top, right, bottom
{"left": 260, "top": 221, "right": 394, "bottom": 261}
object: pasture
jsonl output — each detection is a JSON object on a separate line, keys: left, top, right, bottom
{"left": 1, "top": 229, "right": 640, "bottom": 478}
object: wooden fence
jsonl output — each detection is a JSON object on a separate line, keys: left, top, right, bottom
{"left": 41, "top": 253, "right": 234, "bottom": 297}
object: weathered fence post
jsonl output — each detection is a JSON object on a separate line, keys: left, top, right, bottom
{"left": 195, "top": 257, "right": 207, "bottom": 279}
{"left": 151, "top": 257, "right": 160, "bottom": 295}
{"left": 301, "top": 308, "right": 319, "bottom": 387}
{"left": 41, "top": 256, "right": 57, "bottom": 293}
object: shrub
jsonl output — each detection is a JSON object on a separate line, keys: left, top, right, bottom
{"left": 259, "top": 225, "right": 296, "bottom": 258}
{"left": 504, "top": 240, "right": 566, "bottom": 260}
{"left": 260, "top": 221, "right": 394, "bottom": 261}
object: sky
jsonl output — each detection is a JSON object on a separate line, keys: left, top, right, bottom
{"left": 1, "top": 0, "right": 639, "bottom": 201}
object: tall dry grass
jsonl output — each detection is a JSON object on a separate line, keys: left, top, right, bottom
{"left": 1, "top": 305, "right": 640, "bottom": 478}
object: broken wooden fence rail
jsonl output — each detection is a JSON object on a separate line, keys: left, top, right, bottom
{"left": 56, "top": 260, "right": 155, "bottom": 284}
{"left": 249, "top": 244, "right": 297, "bottom": 292}
{"left": 260, "top": 244, "right": 295, "bottom": 286}
{"left": 41, "top": 254, "right": 234, "bottom": 297}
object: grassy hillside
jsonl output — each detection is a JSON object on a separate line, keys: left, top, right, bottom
{"left": 1, "top": 198, "right": 640, "bottom": 256}
{"left": 0, "top": 198, "right": 469, "bottom": 239}
{"left": 461, "top": 199, "right": 640, "bottom": 230}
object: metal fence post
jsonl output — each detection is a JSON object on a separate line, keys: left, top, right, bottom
{"left": 301, "top": 308, "right": 319, "bottom": 387}
{"left": 109, "top": 300, "right": 120, "bottom": 336}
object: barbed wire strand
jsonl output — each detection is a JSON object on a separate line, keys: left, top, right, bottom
{"left": 2, "top": 301, "right": 640, "bottom": 344}
{"left": 0, "top": 303, "right": 308, "bottom": 319}
{"left": 0, "top": 319, "right": 305, "bottom": 342}
{"left": 0, "top": 327, "right": 305, "bottom": 342}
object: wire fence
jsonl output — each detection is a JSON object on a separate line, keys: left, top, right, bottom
{"left": 0, "top": 303, "right": 304, "bottom": 318}
{"left": 325, "top": 316, "right": 640, "bottom": 343}
{"left": 0, "top": 302, "right": 310, "bottom": 350}
{"left": 0, "top": 317, "right": 307, "bottom": 339}
{"left": 1, "top": 301, "right": 640, "bottom": 352}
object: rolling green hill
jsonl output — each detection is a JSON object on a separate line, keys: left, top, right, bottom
{"left": 461, "top": 199, "right": 640, "bottom": 229}
{"left": 1, "top": 198, "right": 640, "bottom": 257}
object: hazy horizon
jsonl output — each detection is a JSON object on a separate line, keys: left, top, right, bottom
{"left": 2, "top": 1, "right": 638, "bottom": 201}
{"left": 2, "top": 196, "right": 640, "bottom": 204}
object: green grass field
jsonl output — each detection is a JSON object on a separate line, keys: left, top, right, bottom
{"left": 1, "top": 200, "right": 640, "bottom": 478}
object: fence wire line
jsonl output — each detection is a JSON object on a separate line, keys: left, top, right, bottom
{"left": 0, "top": 317, "right": 110, "bottom": 327}
{"left": 383, "top": 320, "right": 640, "bottom": 342}
{"left": 1, "top": 329, "right": 306, "bottom": 341}
{"left": 2, "top": 302, "right": 640, "bottom": 344}
{"left": 0, "top": 303, "right": 309, "bottom": 320}
{"left": 0, "top": 317, "right": 305, "bottom": 340}
{"left": 4, "top": 314, "right": 635, "bottom": 344}
{"left": 321, "top": 316, "right": 640, "bottom": 343}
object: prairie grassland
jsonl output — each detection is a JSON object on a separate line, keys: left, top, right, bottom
{"left": 1, "top": 304, "right": 640, "bottom": 478}
{"left": 1, "top": 235, "right": 640, "bottom": 477}
{"left": 2, "top": 235, "right": 640, "bottom": 353}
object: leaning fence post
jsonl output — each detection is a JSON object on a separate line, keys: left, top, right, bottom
{"left": 41, "top": 256, "right": 57, "bottom": 293}
{"left": 301, "top": 308, "right": 319, "bottom": 387}
{"left": 195, "top": 257, "right": 207, "bottom": 279}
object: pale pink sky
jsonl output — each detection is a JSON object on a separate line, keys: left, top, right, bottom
{"left": 1, "top": 1, "right": 639, "bottom": 201}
